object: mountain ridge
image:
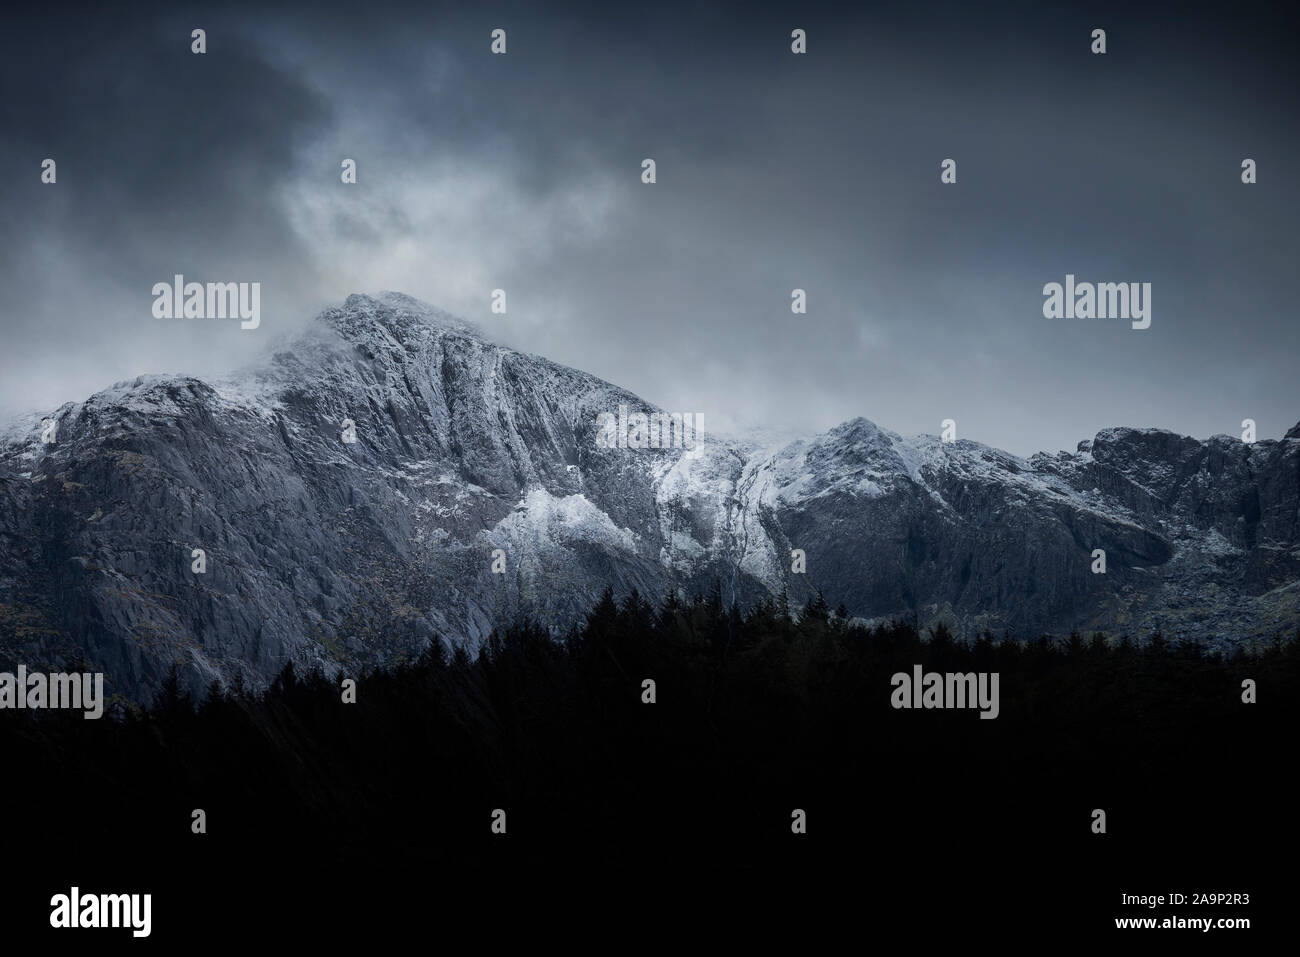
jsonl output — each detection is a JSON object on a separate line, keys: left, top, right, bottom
{"left": 1, "top": 292, "right": 1296, "bottom": 703}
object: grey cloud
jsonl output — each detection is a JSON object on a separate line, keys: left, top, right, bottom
{"left": 1, "top": 0, "right": 1296, "bottom": 454}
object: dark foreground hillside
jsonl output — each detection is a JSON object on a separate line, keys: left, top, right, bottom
{"left": 3, "top": 588, "right": 1295, "bottom": 945}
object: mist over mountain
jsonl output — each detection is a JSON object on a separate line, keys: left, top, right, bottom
{"left": 2, "top": 293, "right": 1296, "bottom": 703}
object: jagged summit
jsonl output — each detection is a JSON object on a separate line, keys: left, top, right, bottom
{"left": 0, "top": 290, "right": 1296, "bottom": 703}
{"left": 320, "top": 291, "right": 485, "bottom": 347}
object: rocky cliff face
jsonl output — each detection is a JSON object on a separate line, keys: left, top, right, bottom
{"left": 1, "top": 292, "right": 1296, "bottom": 703}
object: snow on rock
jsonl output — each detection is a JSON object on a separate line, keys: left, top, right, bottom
{"left": 1, "top": 290, "right": 1295, "bottom": 703}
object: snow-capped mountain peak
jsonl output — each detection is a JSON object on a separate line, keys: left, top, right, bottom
{"left": 1, "top": 292, "right": 1296, "bottom": 702}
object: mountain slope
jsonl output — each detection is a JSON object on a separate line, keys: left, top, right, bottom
{"left": 1, "top": 292, "right": 1296, "bottom": 703}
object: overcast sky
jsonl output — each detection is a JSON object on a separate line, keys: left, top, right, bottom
{"left": 2, "top": 0, "right": 1296, "bottom": 455}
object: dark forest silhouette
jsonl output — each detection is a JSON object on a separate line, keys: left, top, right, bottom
{"left": 4, "top": 586, "right": 1295, "bottom": 942}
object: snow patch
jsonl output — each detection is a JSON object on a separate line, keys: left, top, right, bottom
{"left": 492, "top": 487, "right": 639, "bottom": 552}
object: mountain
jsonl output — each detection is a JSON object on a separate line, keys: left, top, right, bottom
{"left": 1, "top": 292, "right": 1296, "bottom": 704}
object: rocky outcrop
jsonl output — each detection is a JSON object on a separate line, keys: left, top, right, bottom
{"left": 1, "top": 293, "right": 1295, "bottom": 703}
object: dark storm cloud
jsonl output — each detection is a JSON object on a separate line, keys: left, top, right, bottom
{"left": 2, "top": 1, "right": 1296, "bottom": 454}
{"left": 0, "top": 2, "right": 334, "bottom": 412}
